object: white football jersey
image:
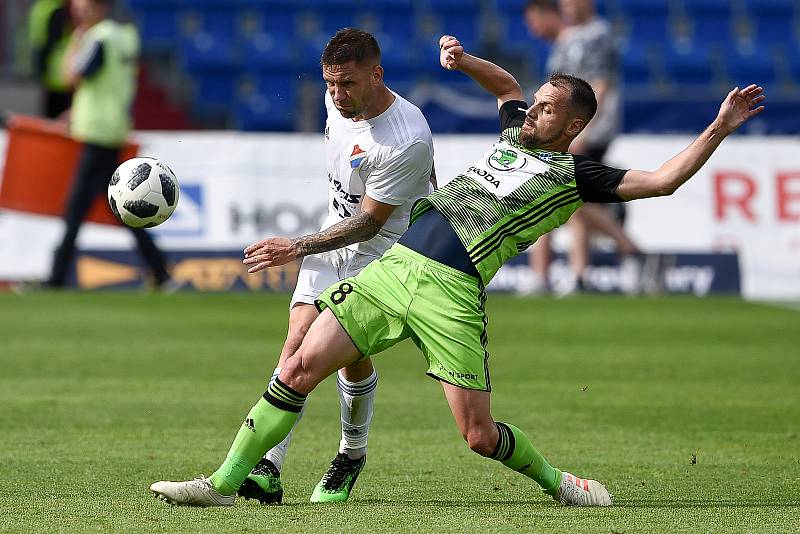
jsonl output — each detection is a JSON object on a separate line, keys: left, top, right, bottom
{"left": 321, "top": 90, "right": 434, "bottom": 257}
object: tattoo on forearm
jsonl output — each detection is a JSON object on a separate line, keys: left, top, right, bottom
{"left": 292, "top": 211, "right": 382, "bottom": 257}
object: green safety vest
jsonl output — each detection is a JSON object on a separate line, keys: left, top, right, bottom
{"left": 71, "top": 20, "right": 139, "bottom": 147}
{"left": 28, "top": 0, "right": 71, "bottom": 92}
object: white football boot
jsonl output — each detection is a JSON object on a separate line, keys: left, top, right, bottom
{"left": 552, "top": 472, "right": 613, "bottom": 506}
{"left": 150, "top": 477, "right": 234, "bottom": 507}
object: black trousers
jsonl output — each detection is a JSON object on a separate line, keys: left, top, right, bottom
{"left": 48, "top": 143, "right": 169, "bottom": 287}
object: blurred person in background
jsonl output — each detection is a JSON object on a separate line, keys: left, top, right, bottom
{"left": 28, "top": 0, "right": 73, "bottom": 118}
{"left": 522, "top": 0, "right": 640, "bottom": 296}
{"left": 44, "top": 0, "right": 169, "bottom": 288}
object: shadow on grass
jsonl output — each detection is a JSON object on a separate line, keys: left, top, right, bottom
{"left": 331, "top": 499, "right": 554, "bottom": 507}
{"left": 608, "top": 499, "right": 800, "bottom": 509}
{"left": 268, "top": 498, "right": 800, "bottom": 509}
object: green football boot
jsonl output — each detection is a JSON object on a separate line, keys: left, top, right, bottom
{"left": 310, "top": 453, "right": 366, "bottom": 503}
{"left": 237, "top": 458, "right": 284, "bottom": 504}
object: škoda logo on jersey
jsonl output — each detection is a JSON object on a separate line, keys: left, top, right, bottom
{"left": 488, "top": 148, "right": 527, "bottom": 171}
{"left": 349, "top": 145, "right": 367, "bottom": 168}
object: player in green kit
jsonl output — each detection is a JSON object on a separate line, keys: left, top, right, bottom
{"left": 150, "top": 35, "right": 765, "bottom": 507}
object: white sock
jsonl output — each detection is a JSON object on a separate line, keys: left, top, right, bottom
{"left": 337, "top": 369, "right": 377, "bottom": 460}
{"left": 263, "top": 366, "right": 305, "bottom": 472}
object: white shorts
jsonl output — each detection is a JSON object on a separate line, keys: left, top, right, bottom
{"left": 290, "top": 248, "right": 378, "bottom": 308}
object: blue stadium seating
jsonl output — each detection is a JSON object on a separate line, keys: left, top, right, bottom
{"left": 726, "top": 45, "right": 779, "bottom": 86}
{"left": 743, "top": 0, "right": 796, "bottom": 45}
{"left": 682, "top": 0, "right": 734, "bottom": 45}
{"left": 424, "top": 5, "right": 482, "bottom": 49}
{"left": 134, "top": 6, "right": 181, "bottom": 53}
{"left": 192, "top": 71, "right": 239, "bottom": 118}
{"left": 617, "top": 0, "right": 668, "bottom": 15}
{"left": 788, "top": 48, "right": 800, "bottom": 82}
{"left": 193, "top": 8, "right": 239, "bottom": 39}
{"left": 663, "top": 43, "right": 715, "bottom": 86}
{"left": 123, "top": 0, "right": 800, "bottom": 133}
{"left": 316, "top": 10, "right": 358, "bottom": 36}
{"left": 622, "top": 45, "right": 652, "bottom": 87}
{"left": 237, "top": 75, "right": 298, "bottom": 131}
{"left": 499, "top": 9, "right": 539, "bottom": 53}
{"left": 618, "top": 0, "right": 672, "bottom": 47}
{"left": 181, "top": 34, "right": 240, "bottom": 72}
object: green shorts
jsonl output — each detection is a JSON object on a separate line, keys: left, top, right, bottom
{"left": 315, "top": 244, "right": 491, "bottom": 391}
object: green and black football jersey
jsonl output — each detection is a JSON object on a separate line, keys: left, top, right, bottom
{"left": 410, "top": 100, "right": 627, "bottom": 284}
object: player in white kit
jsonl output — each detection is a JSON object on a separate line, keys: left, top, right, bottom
{"left": 237, "top": 29, "right": 435, "bottom": 504}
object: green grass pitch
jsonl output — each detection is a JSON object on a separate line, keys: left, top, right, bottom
{"left": 1, "top": 292, "right": 798, "bottom": 533}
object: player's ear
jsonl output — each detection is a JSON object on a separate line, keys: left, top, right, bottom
{"left": 372, "top": 65, "right": 384, "bottom": 86}
{"left": 566, "top": 117, "right": 585, "bottom": 137}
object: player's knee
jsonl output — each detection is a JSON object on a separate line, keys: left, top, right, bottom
{"left": 285, "top": 321, "right": 312, "bottom": 352}
{"left": 278, "top": 354, "right": 314, "bottom": 394}
{"left": 464, "top": 426, "right": 497, "bottom": 457}
{"left": 287, "top": 319, "right": 311, "bottom": 341}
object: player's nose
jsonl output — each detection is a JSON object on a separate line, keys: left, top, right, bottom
{"left": 331, "top": 87, "right": 347, "bottom": 102}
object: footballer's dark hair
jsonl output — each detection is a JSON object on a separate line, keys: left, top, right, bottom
{"left": 320, "top": 28, "right": 381, "bottom": 66}
{"left": 549, "top": 72, "right": 597, "bottom": 123}
{"left": 525, "top": 0, "right": 559, "bottom": 12}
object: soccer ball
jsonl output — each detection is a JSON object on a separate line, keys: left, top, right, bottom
{"left": 108, "top": 157, "right": 179, "bottom": 228}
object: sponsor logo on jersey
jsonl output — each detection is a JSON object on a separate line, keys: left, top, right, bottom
{"left": 488, "top": 148, "right": 527, "bottom": 171}
{"left": 349, "top": 144, "right": 367, "bottom": 168}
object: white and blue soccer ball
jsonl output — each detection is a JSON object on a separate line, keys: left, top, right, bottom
{"left": 108, "top": 157, "right": 179, "bottom": 228}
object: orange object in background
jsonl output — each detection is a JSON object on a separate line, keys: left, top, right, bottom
{"left": 0, "top": 114, "right": 138, "bottom": 225}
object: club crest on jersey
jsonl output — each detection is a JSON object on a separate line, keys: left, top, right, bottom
{"left": 488, "top": 148, "right": 526, "bottom": 171}
{"left": 350, "top": 145, "right": 367, "bottom": 168}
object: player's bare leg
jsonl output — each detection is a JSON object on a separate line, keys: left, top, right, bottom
{"left": 556, "top": 209, "right": 590, "bottom": 296}
{"left": 577, "top": 203, "right": 643, "bottom": 294}
{"left": 519, "top": 234, "right": 551, "bottom": 295}
{"left": 578, "top": 203, "right": 638, "bottom": 256}
{"left": 440, "top": 382, "right": 612, "bottom": 506}
{"left": 151, "top": 309, "right": 361, "bottom": 506}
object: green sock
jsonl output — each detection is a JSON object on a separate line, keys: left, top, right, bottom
{"left": 209, "top": 379, "right": 306, "bottom": 495}
{"left": 491, "top": 422, "right": 562, "bottom": 495}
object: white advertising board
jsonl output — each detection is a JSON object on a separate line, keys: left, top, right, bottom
{"left": 606, "top": 136, "right": 800, "bottom": 299}
{"left": 1, "top": 131, "right": 797, "bottom": 298}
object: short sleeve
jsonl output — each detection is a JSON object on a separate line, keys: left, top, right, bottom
{"left": 365, "top": 141, "right": 432, "bottom": 206}
{"left": 499, "top": 100, "right": 527, "bottom": 132}
{"left": 73, "top": 38, "right": 104, "bottom": 77}
{"left": 573, "top": 154, "right": 627, "bottom": 203}
{"left": 581, "top": 28, "right": 618, "bottom": 81}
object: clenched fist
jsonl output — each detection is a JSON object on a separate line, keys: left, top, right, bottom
{"left": 439, "top": 35, "right": 463, "bottom": 71}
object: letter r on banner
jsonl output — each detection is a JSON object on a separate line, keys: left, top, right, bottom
{"left": 714, "top": 171, "right": 757, "bottom": 222}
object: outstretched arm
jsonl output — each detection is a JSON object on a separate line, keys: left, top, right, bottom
{"left": 242, "top": 196, "right": 395, "bottom": 273}
{"left": 616, "top": 85, "right": 765, "bottom": 201}
{"left": 439, "top": 35, "right": 523, "bottom": 108}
